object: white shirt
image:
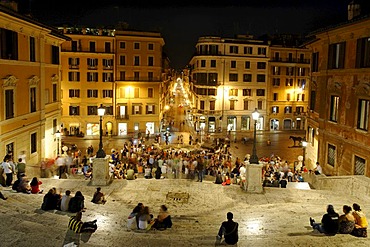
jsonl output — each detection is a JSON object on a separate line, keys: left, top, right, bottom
{"left": 60, "top": 195, "right": 72, "bottom": 211}
{"left": 239, "top": 166, "right": 246, "bottom": 178}
{"left": 55, "top": 157, "right": 66, "bottom": 166}
{"left": 1, "top": 161, "right": 12, "bottom": 174}
{"left": 316, "top": 165, "right": 323, "bottom": 174}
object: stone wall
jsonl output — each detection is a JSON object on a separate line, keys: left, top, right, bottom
{"left": 303, "top": 173, "right": 370, "bottom": 199}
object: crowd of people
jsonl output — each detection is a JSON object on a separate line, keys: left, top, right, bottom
{"left": 310, "top": 203, "right": 368, "bottom": 237}
{"left": 0, "top": 153, "right": 43, "bottom": 198}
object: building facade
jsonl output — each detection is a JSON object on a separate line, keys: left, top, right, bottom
{"left": 305, "top": 15, "right": 370, "bottom": 175}
{"left": 268, "top": 42, "right": 310, "bottom": 131}
{"left": 188, "top": 36, "right": 269, "bottom": 133}
{"left": 60, "top": 27, "right": 167, "bottom": 138}
{"left": 0, "top": 3, "right": 69, "bottom": 175}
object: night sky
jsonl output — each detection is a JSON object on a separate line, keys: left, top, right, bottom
{"left": 17, "top": 0, "right": 370, "bottom": 69}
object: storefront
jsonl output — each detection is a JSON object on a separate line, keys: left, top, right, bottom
{"left": 227, "top": 116, "right": 237, "bottom": 131}
{"left": 241, "top": 116, "right": 251, "bottom": 131}
{"left": 270, "top": 119, "right": 279, "bottom": 130}
{"left": 86, "top": 123, "right": 99, "bottom": 136}
{"left": 199, "top": 116, "right": 206, "bottom": 130}
{"left": 256, "top": 117, "right": 264, "bottom": 131}
{"left": 106, "top": 121, "right": 113, "bottom": 135}
{"left": 284, "top": 119, "right": 292, "bottom": 130}
{"left": 118, "top": 123, "right": 127, "bottom": 136}
{"left": 146, "top": 122, "right": 155, "bottom": 134}
{"left": 208, "top": 117, "right": 216, "bottom": 132}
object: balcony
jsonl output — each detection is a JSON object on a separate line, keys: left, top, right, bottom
{"left": 61, "top": 48, "right": 114, "bottom": 54}
{"left": 294, "top": 112, "right": 307, "bottom": 116}
{"left": 270, "top": 58, "right": 311, "bottom": 64}
{"left": 116, "top": 77, "right": 162, "bottom": 82}
{"left": 69, "top": 65, "right": 79, "bottom": 69}
{"left": 193, "top": 109, "right": 221, "bottom": 115}
{"left": 116, "top": 115, "right": 129, "bottom": 120}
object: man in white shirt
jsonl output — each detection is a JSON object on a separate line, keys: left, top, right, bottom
{"left": 2, "top": 155, "right": 13, "bottom": 186}
{"left": 239, "top": 164, "right": 247, "bottom": 181}
{"left": 55, "top": 155, "right": 66, "bottom": 179}
{"left": 60, "top": 190, "right": 72, "bottom": 211}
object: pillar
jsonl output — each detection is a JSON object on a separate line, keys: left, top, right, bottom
{"left": 92, "top": 156, "right": 112, "bottom": 186}
{"left": 246, "top": 163, "right": 263, "bottom": 193}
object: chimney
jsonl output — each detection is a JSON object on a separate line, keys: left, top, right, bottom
{"left": 348, "top": 1, "right": 361, "bottom": 21}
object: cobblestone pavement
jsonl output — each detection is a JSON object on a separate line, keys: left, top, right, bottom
{"left": 0, "top": 176, "right": 369, "bottom": 247}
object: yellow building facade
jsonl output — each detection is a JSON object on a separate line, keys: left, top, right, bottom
{"left": 305, "top": 16, "right": 370, "bottom": 175}
{"left": 268, "top": 45, "right": 310, "bottom": 131}
{"left": 60, "top": 27, "right": 166, "bottom": 138}
{"left": 188, "top": 36, "right": 269, "bottom": 133}
{"left": 0, "top": 4, "right": 69, "bottom": 175}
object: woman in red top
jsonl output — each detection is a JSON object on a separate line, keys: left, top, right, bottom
{"left": 30, "top": 177, "right": 43, "bottom": 194}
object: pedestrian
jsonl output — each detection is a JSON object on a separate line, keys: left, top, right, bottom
{"left": 55, "top": 155, "right": 66, "bottom": 179}
{"left": 16, "top": 158, "right": 26, "bottom": 179}
{"left": 1, "top": 155, "right": 14, "bottom": 187}
{"left": 216, "top": 212, "right": 238, "bottom": 245}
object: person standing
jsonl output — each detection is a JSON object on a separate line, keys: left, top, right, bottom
{"left": 217, "top": 212, "right": 239, "bottom": 245}
{"left": 196, "top": 156, "right": 204, "bottom": 182}
{"left": 16, "top": 158, "right": 26, "bottom": 179}
{"left": 2, "top": 156, "right": 13, "bottom": 187}
{"left": 55, "top": 155, "right": 66, "bottom": 179}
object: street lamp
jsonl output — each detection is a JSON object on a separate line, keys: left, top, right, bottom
{"left": 55, "top": 130, "right": 61, "bottom": 155}
{"left": 250, "top": 108, "right": 260, "bottom": 164}
{"left": 302, "top": 139, "right": 308, "bottom": 167}
{"left": 96, "top": 104, "right": 106, "bottom": 158}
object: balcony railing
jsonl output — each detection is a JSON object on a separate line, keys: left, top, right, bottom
{"left": 61, "top": 48, "right": 114, "bottom": 54}
{"left": 116, "top": 115, "right": 129, "bottom": 120}
{"left": 270, "top": 58, "right": 311, "bottom": 64}
{"left": 192, "top": 109, "right": 221, "bottom": 115}
{"left": 116, "top": 77, "right": 162, "bottom": 82}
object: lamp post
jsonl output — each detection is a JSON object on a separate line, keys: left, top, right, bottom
{"left": 55, "top": 130, "right": 61, "bottom": 155}
{"left": 250, "top": 108, "right": 260, "bottom": 164}
{"left": 96, "top": 104, "right": 106, "bottom": 158}
{"left": 302, "top": 139, "right": 308, "bottom": 167}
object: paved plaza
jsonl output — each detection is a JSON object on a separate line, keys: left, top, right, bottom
{"left": 1, "top": 175, "right": 370, "bottom": 247}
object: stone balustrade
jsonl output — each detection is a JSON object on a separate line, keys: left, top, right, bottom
{"left": 303, "top": 173, "right": 370, "bottom": 198}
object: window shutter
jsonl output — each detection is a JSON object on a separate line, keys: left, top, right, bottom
{"left": 328, "top": 45, "right": 334, "bottom": 69}
{"left": 339, "top": 42, "right": 346, "bottom": 69}
{"left": 356, "top": 39, "right": 363, "bottom": 68}
{"left": 146, "top": 105, "right": 148, "bottom": 114}
{"left": 153, "top": 105, "right": 155, "bottom": 114}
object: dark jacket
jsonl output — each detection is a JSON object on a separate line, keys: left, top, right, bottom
{"left": 68, "top": 195, "right": 85, "bottom": 213}
{"left": 41, "top": 192, "right": 60, "bottom": 210}
{"left": 322, "top": 212, "right": 340, "bottom": 235}
{"left": 218, "top": 220, "right": 238, "bottom": 245}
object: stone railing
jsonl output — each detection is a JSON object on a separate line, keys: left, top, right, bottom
{"left": 303, "top": 173, "right": 370, "bottom": 199}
